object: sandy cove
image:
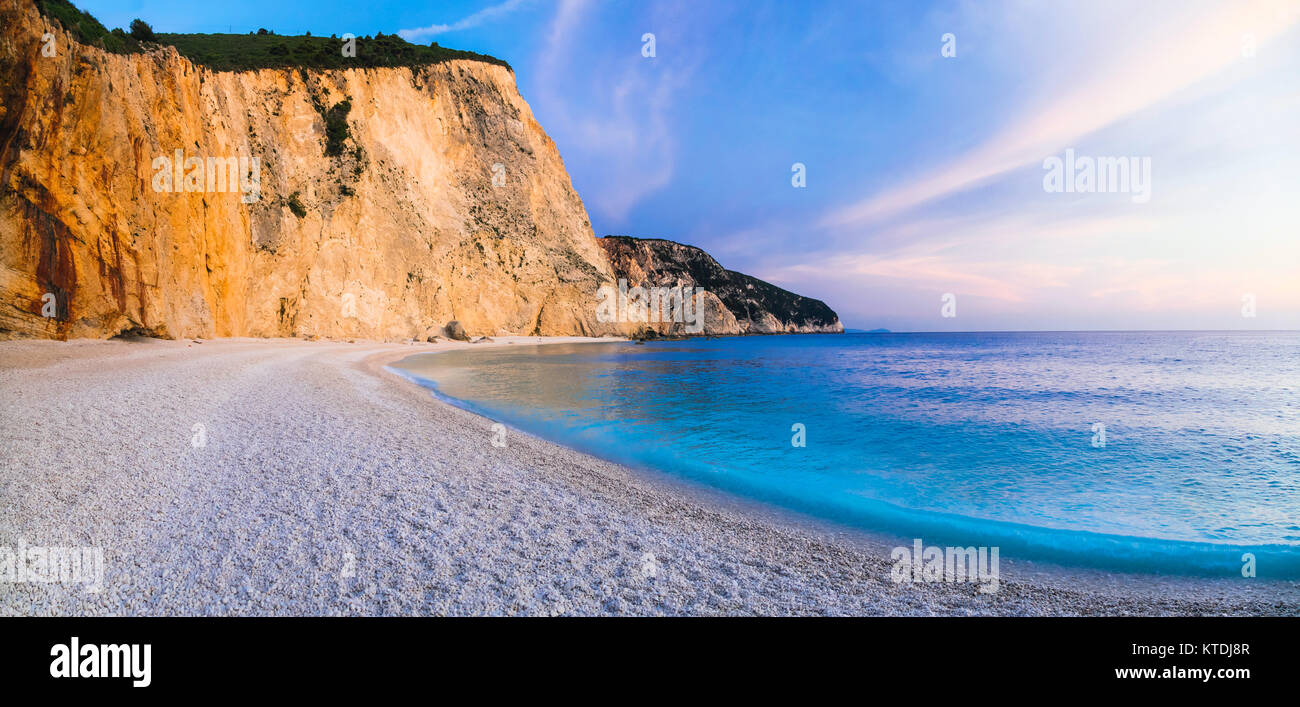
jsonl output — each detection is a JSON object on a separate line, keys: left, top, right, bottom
{"left": 1, "top": 337, "right": 1296, "bottom": 616}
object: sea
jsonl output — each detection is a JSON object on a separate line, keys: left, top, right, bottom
{"left": 391, "top": 331, "right": 1300, "bottom": 577}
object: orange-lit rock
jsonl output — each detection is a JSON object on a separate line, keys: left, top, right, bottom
{"left": 0, "top": 0, "right": 620, "bottom": 340}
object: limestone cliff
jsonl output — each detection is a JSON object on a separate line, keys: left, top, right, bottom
{"left": 599, "top": 236, "right": 843, "bottom": 335}
{"left": 0, "top": 0, "right": 841, "bottom": 342}
{"left": 0, "top": 0, "right": 620, "bottom": 340}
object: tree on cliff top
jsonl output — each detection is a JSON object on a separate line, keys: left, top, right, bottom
{"left": 36, "top": 0, "right": 510, "bottom": 71}
{"left": 129, "top": 19, "right": 155, "bottom": 42}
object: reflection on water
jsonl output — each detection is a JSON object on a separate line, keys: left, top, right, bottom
{"left": 393, "top": 332, "right": 1300, "bottom": 576}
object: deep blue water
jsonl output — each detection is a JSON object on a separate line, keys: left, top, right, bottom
{"left": 392, "top": 332, "right": 1300, "bottom": 577}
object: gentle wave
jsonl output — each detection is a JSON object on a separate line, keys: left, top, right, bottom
{"left": 392, "top": 332, "right": 1300, "bottom": 577}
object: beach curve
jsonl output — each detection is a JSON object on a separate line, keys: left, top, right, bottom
{"left": 1, "top": 337, "right": 1295, "bottom": 616}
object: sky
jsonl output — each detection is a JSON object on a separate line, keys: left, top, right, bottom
{"left": 78, "top": 0, "right": 1300, "bottom": 331}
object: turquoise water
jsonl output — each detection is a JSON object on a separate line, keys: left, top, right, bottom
{"left": 393, "top": 332, "right": 1300, "bottom": 577}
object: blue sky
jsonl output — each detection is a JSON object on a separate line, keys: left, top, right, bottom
{"left": 79, "top": 1, "right": 1300, "bottom": 331}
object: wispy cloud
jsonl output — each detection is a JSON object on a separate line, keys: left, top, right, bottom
{"left": 398, "top": 0, "right": 532, "bottom": 41}
{"left": 821, "top": 0, "right": 1300, "bottom": 229}
{"left": 776, "top": 253, "right": 1081, "bottom": 304}
{"left": 529, "top": 0, "right": 699, "bottom": 224}
{"left": 765, "top": 211, "right": 1141, "bottom": 304}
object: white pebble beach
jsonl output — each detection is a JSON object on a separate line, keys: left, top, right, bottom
{"left": 1, "top": 337, "right": 1296, "bottom": 616}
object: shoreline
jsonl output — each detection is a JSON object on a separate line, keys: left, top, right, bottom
{"left": 2, "top": 336, "right": 1296, "bottom": 615}
{"left": 374, "top": 339, "right": 1300, "bottom": 612}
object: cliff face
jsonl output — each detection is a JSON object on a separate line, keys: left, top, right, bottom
{"left": 599, "top": 236, "right": 843, "bottom": 335}
{"left": 0, "top": 0, "right": 620, "bottom": 340}
{"left": 1, "top": 0, "right": 842, "bottom": 342}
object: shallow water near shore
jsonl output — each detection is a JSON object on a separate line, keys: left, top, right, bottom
{"left": 392, "top": 331, "right": 1300, "bottom": 577}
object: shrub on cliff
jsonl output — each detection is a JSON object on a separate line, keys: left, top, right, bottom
{"left": 36, "top": 0, "right": 510, "bottom": 72}
{"left": 36, "top": 0, "right": 141, "bottom": 54}
{"left": 153, "top": 31, "right": 510, "bottom": 72}
{"left": 324, "top": 99, "right": 352, "bottom": 157}
{"left": 286, "top": 192, "right": 307, "bottom": 219}
{"left": 128, "top": 19, "right": 155, "bottom": 42}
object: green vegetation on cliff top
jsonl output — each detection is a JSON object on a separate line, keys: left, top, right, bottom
{"left": 35, "top": 0, "right": 142, "bottom": 53}
{"left": 35, "top": 0, "right": 511, "bottom": 72}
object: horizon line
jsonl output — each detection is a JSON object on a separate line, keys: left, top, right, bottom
{"left": 838, "top": 328, "right": 1300, "bottom": 334}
